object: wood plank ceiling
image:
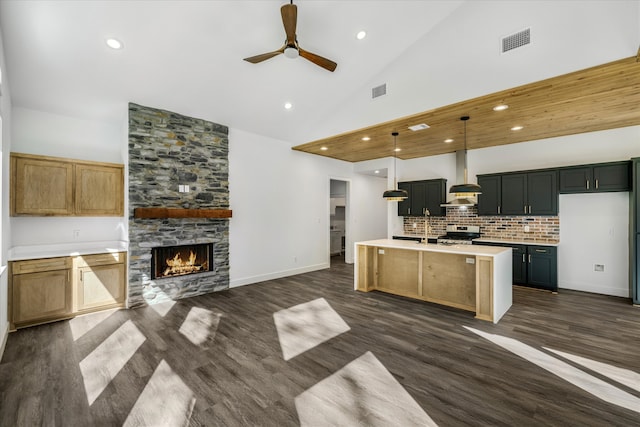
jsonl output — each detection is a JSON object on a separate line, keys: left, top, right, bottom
{"left": 292, "top": 56, "right": 640, "bottom": 162}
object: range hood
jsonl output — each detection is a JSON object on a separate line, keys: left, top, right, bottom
{"left": 441, "top": 116, "right": 481, "bottom": 207}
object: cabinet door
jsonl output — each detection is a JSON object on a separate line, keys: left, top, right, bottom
{"left": 13, "top": 269, "right": 72, "bottom": 325}
{"left": 425, "top": 179, "right": 446, "bottom": 216}
{"left": 527, "top": 171, "right": 558, "bottom": 215}
{"left": 527, "top": 246, "right": 557, "bottom": 291}
{"left": 75, "top": 164, "right": 124, "bottom": 216}
{"left": 409, "top": 181, "right": 427, "bottom": 217}
{"left": 397, "top": 182, "right": 412, "bottom": 216}
{"left": 501, "top": 174, "right": 527, "bottom": 215}
{"left": 559, "top": 167, "right": 591, "bottom": 193}
{"left": 593, "top": 162, "right": 630, "bottom": 192}
{"left": 77, "top": 264, "right": 126, "bottom": 311}
{"left": 477, "top": 175, "right": 501, "bottom": 215}
{"left": 11, "top": 156, "right": 74, "bottom": 216}
{"left": 511, "top": 245, "right": 528, "bottom": 284}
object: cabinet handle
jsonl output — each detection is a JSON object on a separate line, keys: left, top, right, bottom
{"left": 524, "top": 205, "right": 527, "bottom": 214}
{"left": 498, "top": 206, "right": 501, "bottom": 214}
{"left": 586, "top": 180, "right": 589, "bottom": 189}
{"left": 522, "top": 254, "right": 525, "bottom": 263}
{"left": 408, "top": 208, "right": 411, "bottom": 215}
{"left": 535, "top": 249, "right": 547, "bottom": 253}
{"left": 423, "top": 208, "right": 426, "bottom": 215}
{"left": 595, "top": 179, "right": 599, "bottom": 189}
{"left": 528, "top": 254, "right": 531, "bottom": 263}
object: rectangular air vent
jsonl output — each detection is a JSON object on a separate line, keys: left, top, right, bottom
{"left": 502, "top": 28, "right": 530, "bottom": 53}
{"left": 372, "top": 83, "right": 387, "bottom": 99}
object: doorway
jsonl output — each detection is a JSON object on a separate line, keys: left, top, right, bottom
{"left": 329, "top": 179, "right": 348, "bottom": 265}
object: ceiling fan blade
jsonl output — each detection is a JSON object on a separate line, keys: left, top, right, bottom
{"left": 243, "top": 46, "right": 285, "bottom": 64}
{"left": 298, "top": 48, "right": 337, "bottom": 72}
{"left": 281, "top": 3, "right": 297, "bottom": 44}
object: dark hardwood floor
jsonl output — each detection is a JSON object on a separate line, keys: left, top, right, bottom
{"left": 1, "top": 257, "right": 640, "bottom": 426}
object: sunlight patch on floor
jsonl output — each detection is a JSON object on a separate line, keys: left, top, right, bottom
{"left": 274, "top": 298, "right": 350, "bottom": 361}
{"left": 123, "top": 359, "right": 196, "bottom": 427}
{"left": 69, "top": 308, "right": 119, "bottom": 341}
{"left": 178, "top": 306, "right": 221, "bottom": 347}
{"left": 545, "top": 347, "right": 640, "bottom": 394}
{"left": 147, "top": 299, "right": 176, "bottom": 317}
{"left": 465, "top": 327, "right": 640, "bottom": 414}
{"left": 79, "top": 320, "right": 146, "bottom": 405}
{"left": 295, "top": 351, "right": 437, "bottom": 426}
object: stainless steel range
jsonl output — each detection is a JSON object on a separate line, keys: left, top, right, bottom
{"left": 437, "top": 225, "right": 481, "bottom": 245}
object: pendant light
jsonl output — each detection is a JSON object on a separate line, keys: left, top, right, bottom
{"left": 448, "top": 116, "right": 482, "bottom": 195}
{"left": 383, "top": 132, "right": 408, "bottom": 201}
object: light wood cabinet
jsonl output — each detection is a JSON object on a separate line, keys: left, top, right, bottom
{"left": 10, "top": 252, "right": 127, "bottom": 329}
{"left": 75, "top": 164, "right": 124, "bottom": 216}
{"left": 75, "top": 253, "right": 126, "bottom": 312}
{"left": 11, "top": 156, "right": 74, "bottom": 215}
{"left": 10, "top": 152, "right": 124, "bottom": 217}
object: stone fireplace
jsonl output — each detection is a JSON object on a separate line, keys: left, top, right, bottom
{"left": 128, "top": 103, "right": 230, "bottom": 307}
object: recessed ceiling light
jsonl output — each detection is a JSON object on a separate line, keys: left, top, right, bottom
{"left": 394, "top": 148, "right": 401, "bottom": 152}
{"left": 408, "top": 123, "right": 430, "bottom": 131}
{"left": 105, "top": 38, "right": 123, "bottom": 50}
{"left": 511, "top": 125, "right": 524, "bottom": 131}
{"left": 356, "top": 30, "right": 367, "bottom": 40}
{"left": 320, "top": 146, "right": 328, "bottom": 151}
{"left": 284, "top": 102, "right": 293, "bottom": 110}
{"left": 362, "top": 136, "right": 371, "bottom": 141}
{"left": 444, "top": 138, "right": 454, "bottom": 143}
{"left": 493, "top": 104, "right": 509, "bottom": 111}
{"left": 374, "top": 170, "right": 380, "bottom": 174}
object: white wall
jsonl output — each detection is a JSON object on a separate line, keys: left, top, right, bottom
{"left": 10, "top": 107, "right": 126, "bottom": 247}
{"left": 0, "top": 24, "right": 11, "bottom": 358}
{"left": 228, "top": 128, "right": 387, "bottom": 287}
{"left": 397, "top": 125, "right": 640, "bottom": 297}
{"left": 559, "top": 193, "right": 629, "bottom": 297}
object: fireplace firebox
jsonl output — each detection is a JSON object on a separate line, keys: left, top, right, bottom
{"left": 151, "top": 243, "right": 214, "bottom": 280}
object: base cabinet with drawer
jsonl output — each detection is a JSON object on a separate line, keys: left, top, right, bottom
{"left": 10, "top": 252, "right": 127, "bottom": 329}
{"left": 474, "top": 242, "right": 557, "bottom": 291}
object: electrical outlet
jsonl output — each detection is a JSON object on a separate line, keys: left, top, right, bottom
{"left": 594, "top": 264, "right": 605, "bottom": 272}
{"left": 466, "top": 258, "right": 475, "bottom": 264}
{"left": 524, "top": 225, "right": 530, "bottom": 232}
{"left": 412, "top": 222, "right": 417, "bottom": 229}
{"left": 73, "top": 229, "right": 80, "bottom": 239}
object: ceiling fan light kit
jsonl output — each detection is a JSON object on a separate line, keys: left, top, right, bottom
{"left": 243, "top": 0, "right": 337, "bottom": 72}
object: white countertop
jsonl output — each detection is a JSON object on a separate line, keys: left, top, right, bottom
{"left": 473, "top": 238, "right": 559, "bottom": 247}
{"left": 356, "top": 239, "right": 511, "bottom": 257}
{"left": 8, "top": 241, "right": 128, "bottom": 261}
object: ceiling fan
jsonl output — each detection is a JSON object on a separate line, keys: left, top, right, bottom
{"left": 243, "top": 0, "right": 337, "bottom": 72}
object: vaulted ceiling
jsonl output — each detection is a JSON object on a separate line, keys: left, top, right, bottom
{"left": 1, "top": 1, "right": 638, "bottom": 157}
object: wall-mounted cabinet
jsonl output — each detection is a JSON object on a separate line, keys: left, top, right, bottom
{"left": 559, "top": 161, "right": 630, "bottom": 193}
{"left": 11, "top": 152, "right": 124, "bottom": 217}
{"left": 477, "top": 170, "right": 558, "bottom": 216}
{"left": 10, "top": 252, "right": 127, "bottom": 329}
{"left": 397, "top": 178, "right": 446, "bottom": 217}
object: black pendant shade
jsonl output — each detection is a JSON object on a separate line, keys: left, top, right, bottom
{"left": 449, "top": 183, "right": 482, "bottom": 194}
{"left": 383, "top": 131, "right": 408, "bottom": 201}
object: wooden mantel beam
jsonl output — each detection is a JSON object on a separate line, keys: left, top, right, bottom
{"left": 134, "top": 207, "right": 232, "bottom": 219}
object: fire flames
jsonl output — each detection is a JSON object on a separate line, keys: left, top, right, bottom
{"left": 162, "top": 250, "right": 207, "bottom": 277}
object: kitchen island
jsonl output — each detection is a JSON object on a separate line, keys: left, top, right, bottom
{"left": 355, "top": 239, "right": 512, "bottom": 323}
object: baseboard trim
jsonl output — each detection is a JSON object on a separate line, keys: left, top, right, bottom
{"left": 230, "top": 263, "right": 329, "bottom": 288}
{"left": 0, "top": 322, "right": 9, "bottom": 362}
{"left": 558, "top": 282, "right": 630, "bottom": 298}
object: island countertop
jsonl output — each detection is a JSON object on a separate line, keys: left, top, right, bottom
{"left": 356, "top": 239, "right": 511, "bottom": 257}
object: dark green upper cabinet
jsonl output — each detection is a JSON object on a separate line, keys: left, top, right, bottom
{"left": 501, "top": 173, "right": 528, "bottom": 215}
{"left": 477, "top": 175, "right": 501, "bottom": 215}
{"left": 527, "top": 170, "right": 558, "bottom": 215}
{"left": 559, "top": 161, "right": 630, "bottom": 193}
{"left": 397, "top": 179, "right": 446, "bottom": 217}
{"left": 477, "top": 170, "right": 557, "bottom": 216}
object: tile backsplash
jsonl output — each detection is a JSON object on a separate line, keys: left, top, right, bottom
{"left": 402, "top": 206, "right": 560, "bottom": 243}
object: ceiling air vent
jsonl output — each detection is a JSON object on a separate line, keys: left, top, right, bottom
{"left": 501, "top": 28, "right": 530, "bottom": 53}
{"left": 372, "top": 83, "right": 387, "bottom": 99}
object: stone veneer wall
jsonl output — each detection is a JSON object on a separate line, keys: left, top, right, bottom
{"left": 403, "top": 206, "right": 560, "bottom": 242}
{"left": 128, "top": 103, "right": 229, "bottom": 307}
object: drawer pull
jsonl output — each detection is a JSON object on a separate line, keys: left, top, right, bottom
{"left": 535, "top": 249, "right": 547, "bottom": 253}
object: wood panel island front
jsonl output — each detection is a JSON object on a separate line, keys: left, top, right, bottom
{"left": 355, "top": 239, "right": 512, "bottom": 323}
